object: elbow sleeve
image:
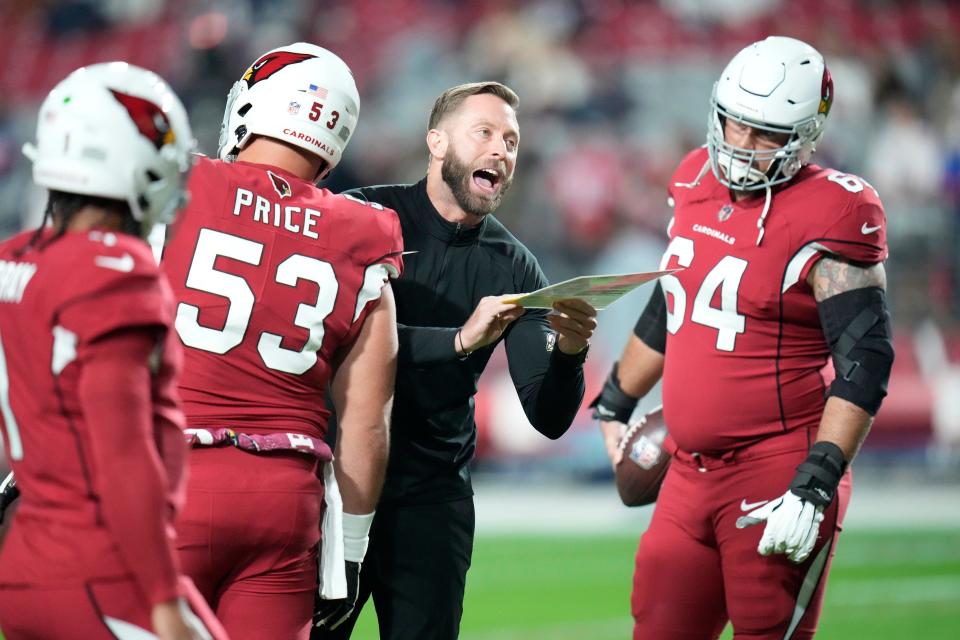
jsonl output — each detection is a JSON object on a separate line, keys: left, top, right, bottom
{"left": 818, "top": 287, "right": 894, "bottom": 416}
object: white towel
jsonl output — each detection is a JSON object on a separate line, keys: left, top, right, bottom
{"left": 318, "top": 461, "right": 347, "bottom": 599}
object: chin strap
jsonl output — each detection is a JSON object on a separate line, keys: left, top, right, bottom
{"left": 755, "top": 182, "right": 772, "bottom": 246}
{"left": 673, "top": 158, "right": 711, "bottom": 190}
{"left": 673, "top": 156, "right": 772, "bottom": 246}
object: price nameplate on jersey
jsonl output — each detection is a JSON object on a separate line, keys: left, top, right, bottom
{"left": 507, "top": 269, "right": 679, "bottom": 310}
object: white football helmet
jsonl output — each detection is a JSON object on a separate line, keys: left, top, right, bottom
{"left": 218, "top": 42, "right": 359, "bottom": 180}
{"left": 23, "top": 62, "right": 194, "bottom": 234}
{"left": 707, "top": 36, "right": 833, "bottom": 191}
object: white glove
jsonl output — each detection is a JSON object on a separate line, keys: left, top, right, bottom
{"left": 736, "top": 491, "right": 824, "bottom": 563}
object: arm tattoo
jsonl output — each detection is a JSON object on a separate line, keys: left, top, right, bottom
{"left": 809, "top": 256, "right": 887, "bottom": 302}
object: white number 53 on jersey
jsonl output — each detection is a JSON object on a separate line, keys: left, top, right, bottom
{"left": 659, "top": 236, "right": 748, "bottom": 352}
{"left": 175, "top": 228, "right": 337, "bottom": 375}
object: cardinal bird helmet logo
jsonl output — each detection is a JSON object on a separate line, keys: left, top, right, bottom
{"left": 242, "top": 51, "right": 317, "bottom": 89}
{"left": 109, "top": 89, "right": 174, "bottom": 149}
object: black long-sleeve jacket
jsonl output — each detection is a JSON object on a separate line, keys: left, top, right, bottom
{"left": 346, "top": 179, "right": 586, "bottom": 504}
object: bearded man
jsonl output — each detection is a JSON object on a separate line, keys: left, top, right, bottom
{"left": 314, "top": 82, "right": 597, "bottom": 640}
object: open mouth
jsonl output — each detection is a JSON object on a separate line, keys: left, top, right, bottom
{"left": 472, "top": 168, "right": 501, "bottom": 195}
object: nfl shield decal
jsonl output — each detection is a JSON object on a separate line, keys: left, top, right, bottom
{"left": 717, "top": 204, "right": 734, "bottom": 222}
{"left": 629, "top": 435, "right": 663, "bottom": 470}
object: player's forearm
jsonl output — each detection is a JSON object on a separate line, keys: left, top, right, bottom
{"left": 334, "top": 420, "right": 389, "bottom": 513}
{"left": 815, "top": 396, "right": 873, "bottom": 464}
{"left": 589, "top": 336, "right": 662, "bottom": 429}
{"left": 78, "top": 332, "right": 182, "bottom": 605}
{"left": 618, "top": 335, "right": 665, "bottom": 398}
{"left": 620, "top": 278, "right": 668, "bottom": 398}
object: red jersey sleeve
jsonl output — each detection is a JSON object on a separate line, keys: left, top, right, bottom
{"left": 372, "top": 205, "right": 404, "bottom": 276}
{"left": 77, "top": 329, "right": 183, "bottom": 605}
{"left": 57, "top": 235, "right": 172, "bottom": 345}
{"left": 791, "top": 175, "right": 888, "bottom": 286}
{"left": 817, "top": 195, "right": 888, "bottom": 265}
{"left": 335, "top": 194, "right": 404, "bottom": 273}
{"left": 338, "top": 197, "right": 404, "bottom": 337}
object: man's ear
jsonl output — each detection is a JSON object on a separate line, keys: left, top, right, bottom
{"left": 426, "top": 128, "right": 447, "bottom": 161}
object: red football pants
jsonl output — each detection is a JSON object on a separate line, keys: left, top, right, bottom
{"left": 632, "top": 444, "right": 851, "bottom": 640}
{"left": 176, "top": 446, "right": 324, "bottom": 640}
{"left": 0, "top": 575, "right": 227, "bottom": 639}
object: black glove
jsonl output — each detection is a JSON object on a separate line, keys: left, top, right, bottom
{"left": 0, "top": 471, "right": 18, "bottom": 526}
{"left": 589, "top": 363, "right": 639, "bottom": 423}
{"left": 313, "top": 559, "right": 361, "bottom": 631}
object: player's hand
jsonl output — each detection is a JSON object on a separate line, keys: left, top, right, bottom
{"left": 151, "top": 598, "right": 212, "bottom": 640}
{"left": 313, "top": 560, "right": 361, "bottom": 630}
{"left": 458, "top": 296, "right": 524, "bottom": 355}
{"left": 549, "top": 298, "right": 597, "bottom": 355}
{"left": 0, "top": 471, "right": 19, "bottom": 549}
{"left": 599, "top": 420, "right": 627, "bottom": 469}
{"left": 736, "top": 491, "right": 824, "bottom": 563}
{"left": 737, "top": 441, "right": 845, "bottom": 563}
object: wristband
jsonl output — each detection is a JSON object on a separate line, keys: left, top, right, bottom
{"left": 788, "top": 441, "right": 847, "bottom": 508}
{"left": 342, "top": 511, "right": 375, "bottom": 563}
{"left": 588, "top": 362, "right": 639, "bottom": 423}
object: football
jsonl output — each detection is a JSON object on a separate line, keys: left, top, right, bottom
{"left": 615, "top": 406, "right": 671, "bottom": 507}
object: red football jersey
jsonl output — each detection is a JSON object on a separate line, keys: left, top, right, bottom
{"left": 660, "top": 148, "right": 887, "bottom": 453}
{"left": 0, "top": 229, "right": 185, "bottom": 584}
{"left": 162, "top": 157, "right": 403, "bottom": 439}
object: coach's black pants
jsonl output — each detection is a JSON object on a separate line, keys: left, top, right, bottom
{"left": 313, "top": 497, "right": 475, "bottom": 640}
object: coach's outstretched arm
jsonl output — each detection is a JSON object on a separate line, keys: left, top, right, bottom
{"left": 394, "top": 294, "right": 525, "bottom": 367}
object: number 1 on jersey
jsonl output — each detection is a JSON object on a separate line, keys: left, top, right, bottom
{"left": 659, "top": 236, "right": 747, "bottom": 352}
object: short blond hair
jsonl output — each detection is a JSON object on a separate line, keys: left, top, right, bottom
{"left": 427, "top": 82, "right": 519, "bottom": 131}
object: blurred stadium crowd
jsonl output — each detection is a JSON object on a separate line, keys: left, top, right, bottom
{"left": 1, "top": 0, "right": 959, "bottom": 472}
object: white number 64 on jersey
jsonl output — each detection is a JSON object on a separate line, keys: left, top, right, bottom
{"left": 659, "top": 236, "right": 748, "bottom": 352}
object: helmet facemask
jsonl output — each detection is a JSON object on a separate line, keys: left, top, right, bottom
{"left": 707, "top": 98, "right": 823, "bottom": 191}
{"left": 130, "top": 143, "right": 193, "bottom": 239}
